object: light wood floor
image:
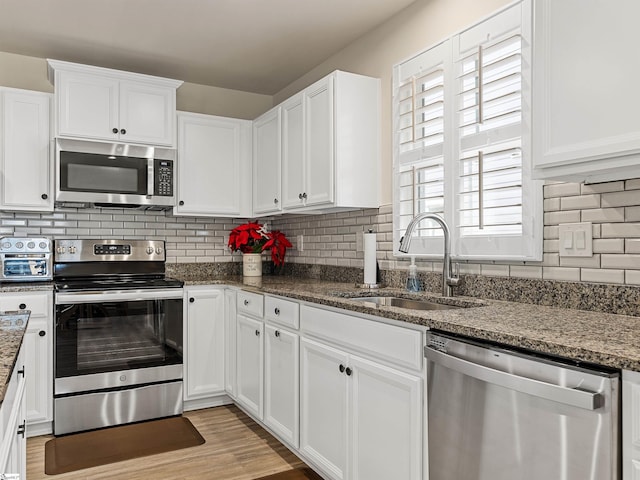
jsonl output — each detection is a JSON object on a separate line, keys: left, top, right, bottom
{"left": 27, "top": 405, "right": 307, "bottom": 480}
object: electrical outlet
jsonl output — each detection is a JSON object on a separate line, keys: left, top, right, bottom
{"left": 559, "top": 222, "right": 593, "bottom": 257}
{"left": 296, "top": 234, "right": 304, "bottom": 251}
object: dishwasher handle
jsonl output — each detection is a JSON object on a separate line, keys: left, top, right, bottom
{"left": 425, "top": 345, "right": 603, "bottom": 411}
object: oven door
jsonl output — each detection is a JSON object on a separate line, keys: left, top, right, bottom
{"left": 54, "top": 288, "right": 183, "bottom": 393}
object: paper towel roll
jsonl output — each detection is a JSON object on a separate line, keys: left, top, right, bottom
{"left": 363, "top": 231, "right": 377, "bottom": 285}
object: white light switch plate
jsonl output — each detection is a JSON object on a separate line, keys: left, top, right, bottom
{"left": 559, "top": 222, "right": 593, "bottom": 257}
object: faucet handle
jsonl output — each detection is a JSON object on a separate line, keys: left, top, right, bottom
{"left": 448, "top": 262, "right": 461, "bottom": 287}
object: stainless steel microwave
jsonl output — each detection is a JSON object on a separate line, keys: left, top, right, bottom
{"left": 55, "top": 139, "right": 176, "bottom": 209}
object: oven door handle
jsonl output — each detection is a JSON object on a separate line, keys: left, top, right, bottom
{"left": 56, "top": 288, "right": 184, "bottom": 304}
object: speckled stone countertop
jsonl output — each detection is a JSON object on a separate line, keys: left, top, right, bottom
{"left": 178, "top": 274, "right": 640, "bottom": 372}
{"left": 0, "top": 311, "right": 29, "bottom": 406}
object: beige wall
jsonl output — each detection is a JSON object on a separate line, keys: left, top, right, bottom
{"left": 0, "top": 51, "right": 272, "bottom": 120}
{"left": 274, "top": 0, "right": 512, "bottom": 205}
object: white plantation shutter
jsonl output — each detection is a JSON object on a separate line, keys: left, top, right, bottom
{"left": 453, "top": 0, "right": 542, "bottom": 260}
{"left": 393, "top": 40, "right": 451, "bottom": 255}
{"left": 393, "top": 0, "right": 541, "bottom": 261}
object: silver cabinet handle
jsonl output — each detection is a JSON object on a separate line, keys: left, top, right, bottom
{"left": 424, "top": 346, "right": 602, "bottom": 410}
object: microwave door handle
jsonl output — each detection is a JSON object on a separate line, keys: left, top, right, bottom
{"left": 147, "top": 158, "right": 154, "bottom": 197}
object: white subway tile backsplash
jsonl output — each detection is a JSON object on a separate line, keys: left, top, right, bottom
{"left": 601, "top": 254, "right": 640, "bottom": 270}
{"left": 626, "top": 270, "right": 640, "bottom": 285}
{"left": 581, "top": 181, "right": 625, "bottom": 194}
{"left": 602, "top": 190, "right": 640, "bottom": 208}
{"left": 593, "top": 238, "right": 625, "bottom": 254}
{"left": 581, "top": 268, "right": 624, "bottom": 284}
{"left": 627, "top": 239, "right": 640, "bottom": 253}
{"left": 544, "top": 210, "right": 581, "bottom": 225}
{"left": 601, "top": 223, "right": 640, "bottom": 238}
{"left": 560, "top": 194, "right": 600, "bottom": 210}
{"left": 544, "top": 182, "right": 581, "bottom": 198}
{"left": 581, "top": 207, "right": 625, "bottom": 223}
{"left": 542, "top": 267, "right": 581, "bottom": 281}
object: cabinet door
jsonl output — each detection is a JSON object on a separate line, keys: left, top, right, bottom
{"left": 4, "top": 396, "right": 26, "bottom": 479}
{"left": 304, "top": 76, "right": 334, "bottom": 207}
{"left": 533, "top": 0, "right": 640, "bottom": 180}
{"left": 224, "top": 289, "right": 237, "bottom": 398}
{"left": 253, "top": 107, "right": 282, "bottom": 215}
{"left": 349, "top": 355, "right": 422, "bottom": 480}
{"left": 56, "top": 71, "right": 119, "bottom": 141}
{"left": 300, "top": 337, "right": 349, "bottom": 480}
{"left": 236, "top": 314, "right": 264, "bottom": 419}
{"left": 175, "top": 112, "right": 251, "bottom": 217}
{"left": 184, "top": 288, "right": 225, "bottom": 401}
{"left": 1, "top": 90, "right": 52, "bottom": 211}
{"left": 281, "top": 93, "right": 305, "bottom": 210}
{"left": 119, "top": 81, "right": 175, "bottom": 146}
{"left": 0, "top": 291, "right": 53, "bottom": 434}
{"left": 264, "top": 325, "right": 299, "bottom": 448}
{"left": 24, "top": 318, "right": 52, "bottom": 427}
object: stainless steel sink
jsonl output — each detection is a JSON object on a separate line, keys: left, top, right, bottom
{"left": 349, "top": 296, "right": 461, "bottom": 311}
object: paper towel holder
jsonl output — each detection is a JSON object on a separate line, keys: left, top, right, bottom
{"left": 358, "top": 229, "right": 382, "bottom": 289}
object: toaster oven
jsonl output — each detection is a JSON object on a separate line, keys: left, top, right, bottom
{"left": 0, "top": 237, "right": 53, "bottom": 282}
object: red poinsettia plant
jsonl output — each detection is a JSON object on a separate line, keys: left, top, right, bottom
{"left": 228, "top": 221, "right": 293, "bottom": 266}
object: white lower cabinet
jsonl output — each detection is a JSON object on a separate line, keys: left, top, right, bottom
{"left": 236, "top": 314, "right": 264, "bottom": 420}
{"left": 300, "top": 337, "right": 423, "bottom": 480}
{"left": 224, "top": 289, "right": 238, "bottom": 398}
{"left": 300, "top": 338, "right": 350, "bottom": 480}
{"left": 0, "top": 345, "right": 26, "bottom": 479}
{"left": 184, "top": 286, "right": 226, "bottom": 410}
{"left": 0, "top": 291, "right": 53, "bottom": 436}
{"left": 264, "top": 324, "right": 299, "bottom": 448}
{"left": 349, "top": 355, "right": 422, "bottom": 480}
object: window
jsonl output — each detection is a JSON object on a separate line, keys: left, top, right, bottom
{"left": 392, "top": 0, "right": 542, "bottom": 261}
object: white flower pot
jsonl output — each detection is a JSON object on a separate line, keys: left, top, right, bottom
{"left": 242, "top": 253, "right": 263, "bottom": 277}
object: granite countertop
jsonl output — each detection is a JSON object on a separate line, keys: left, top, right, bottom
{"left": 0, "top": 311, "right": 30, "bottom": 406}
{"left": 179, "top": 274, "right": 640, "bottom": 371}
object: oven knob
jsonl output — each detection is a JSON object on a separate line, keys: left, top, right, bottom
{"left": 27, "top": 242, "right": 35, "bottom": 249}
{"left": 39, "top": 242, "right": 47, "bottom": 249}
{"left": 69, "top": 246, "right": 77, "bottom": 254}
{"left": 120, "top": 375, "right": 127, "bottom": 382}
{"left": 146, "top": 247, "right": 154, "bottom": 255}
{"left": 2, "top": 242, "right": 10, "bottom": 249}
{"left": 15, "top": 242, "right": 23, "bottom": 249}
{"left": 155, "top": 247, "right": 163, "bottom": 254}
{"left": 57, "top": 246, "right": 66, "bottom": 254}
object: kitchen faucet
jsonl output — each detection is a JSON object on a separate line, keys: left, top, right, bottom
{"left": 399, "top": 213, "right": 460, "bottom": 297}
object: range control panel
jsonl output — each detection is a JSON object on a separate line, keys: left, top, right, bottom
{"left": 54, "top": 239, "right": 165, "bottom": 262}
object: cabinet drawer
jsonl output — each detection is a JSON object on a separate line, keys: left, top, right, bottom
{"left": 0, "top": 292, "right": 50, "bottom": 318}
{"left": 300, "top": 304, "right": 423, "bottom": 372}
{"left": 237, "top": 290, "right": 264, "bottom": 318}
{"left": 265, "top": 295, "right": 299, "bottom": 330}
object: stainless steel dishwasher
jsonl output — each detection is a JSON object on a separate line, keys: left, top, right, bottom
{"left": 425, "top": 331, "right": 620, "bottom": 480}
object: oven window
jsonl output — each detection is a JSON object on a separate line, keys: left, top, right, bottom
{"left": 56, "top": 298, "right": 183, "bottom": 377}
{"left": 59, "top": 151, "right": 147, "bottom": 194}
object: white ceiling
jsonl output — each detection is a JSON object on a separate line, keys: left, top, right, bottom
{"left": 0, "top": 0, "right": 417, "bottom": 95}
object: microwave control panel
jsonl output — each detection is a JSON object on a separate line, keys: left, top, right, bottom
{"left": 154, "top": 159, "right": 174, "bottom": 197}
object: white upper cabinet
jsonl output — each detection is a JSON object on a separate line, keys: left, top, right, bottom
{"left": 253, "top": 106, "right": 282, "bottom": 215}
{"left": 281, "top": 93, "right": 305, "bottom": 209}
{"left": 47, "top": 59, "right": 182, "bottom": 147}
{"left": 0, "top": 88, "right": 53, "bottom": 212}
{"left": 280, "top": 71, "right": 380, "bottom": 213}
{"left": 532, "top": 0, "right": 640, "bottom": 182}
{"left": 175, "top": 112, "right": 252, "bottom": 217}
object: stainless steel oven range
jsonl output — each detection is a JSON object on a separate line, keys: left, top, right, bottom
{"left": 53, "top": 239, "right": 184, "bottom": 435}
